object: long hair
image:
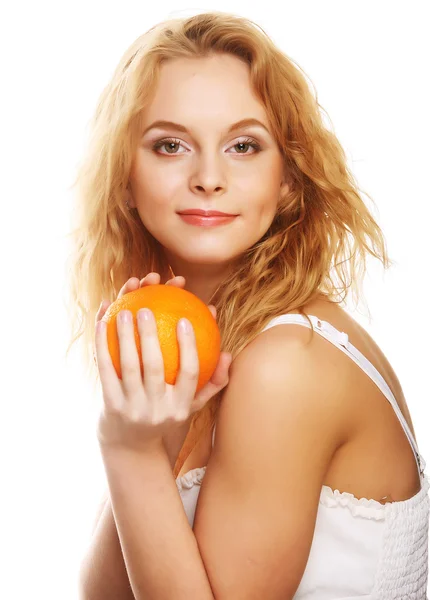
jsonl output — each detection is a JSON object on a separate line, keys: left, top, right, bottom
{"left": 64, "top": 10, "right": 393, "bottom": 478}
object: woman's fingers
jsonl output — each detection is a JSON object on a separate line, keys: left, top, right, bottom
{"left": 95, "top": 278, "right": 138, "bottom": 326}
{"left": 140, "top": 272, "right": 161, "bottom": 286}
{"left": 119, "top": 277, "right": 140, "bottom": 297}
{"left": 95, "top": 273, "right": 189, "bottom": 327}
{"left": 208, "top": 304, "right": 217, "bottom": 320}
{"left": 95, "top": 300, "right": 110, "bottom": 325}
{"left": 165, "top": 275, "right": 185, "bottom": 287}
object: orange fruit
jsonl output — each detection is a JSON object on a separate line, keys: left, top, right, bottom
{"left": 101, "top": 284, "right": 221, "bottom": 392}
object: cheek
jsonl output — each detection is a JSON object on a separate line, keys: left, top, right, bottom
{"left": 138, "top": 176, "right": 182, "bottom": 211}
{"left": 133, "top": 187, "right": 180, "bottom": 240}
{"left": 131, "top": 153, "right": 177, "bottom": 200}
{"left": 131, "top": 176, "right": 175, "bottom": 214}
{"left": 136, "top": 197, "right": 173, "bottom": 232}
{"left": 253, "top": 193, "right": 278, "bottom": 221}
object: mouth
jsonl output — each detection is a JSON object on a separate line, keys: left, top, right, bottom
{"left": 177, "top": 213, "right": 238, "bottom": 227}
{"left": 177, "top": 210, "right": 238, "bottom": 217}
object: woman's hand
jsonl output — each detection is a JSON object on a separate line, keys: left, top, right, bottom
{"left": 93, "top": 273, "right": 232, "bottom": 455}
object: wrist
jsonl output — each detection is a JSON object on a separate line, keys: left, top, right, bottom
{"left": 99, "top": 437, "right": 166, "bottom": 461}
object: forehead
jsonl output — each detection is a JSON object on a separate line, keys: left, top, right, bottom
{"left": 142, "top": 55, "right": 269, "bottom": 128}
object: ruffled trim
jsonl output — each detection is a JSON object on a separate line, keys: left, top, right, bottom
{"left": 319, "top": 485, "right": 388, "bottom": 520}
{"left": 319, "top": 474, "right": 430, "bottom": 521}
{"left": 175, "top": 466, "right": 207, "bottom": 493}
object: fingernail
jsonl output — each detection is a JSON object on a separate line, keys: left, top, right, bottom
{"left": 138, "top": 308, "right": 153, "bottom": 322}
{"left": 179, "top": 318, "right": 192, "bottom": 334}
{"left": 119, "top": 310, "right": 131, "bottom": 323}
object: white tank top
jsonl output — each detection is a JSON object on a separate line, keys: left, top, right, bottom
{"left": 175, "top": 314, "right": 430, "bottom": 598}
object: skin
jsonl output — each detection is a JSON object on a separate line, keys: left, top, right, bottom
{"left": 127, "top": 53, "right": 291, "bottom": 305}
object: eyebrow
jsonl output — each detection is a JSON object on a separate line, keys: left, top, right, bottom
{"left": 142, "top": 118, "right": 271, "bottom": 137}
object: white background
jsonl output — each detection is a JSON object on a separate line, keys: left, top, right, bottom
{"left": 1, "top": 1, "right": 428, "bottom": 597}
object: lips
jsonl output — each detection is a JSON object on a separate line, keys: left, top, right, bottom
{"left": 178, "top": 209, "right": 237, "bottom": 217}
{"left": 178, "top": 213, "right": 237, "bottom": 227}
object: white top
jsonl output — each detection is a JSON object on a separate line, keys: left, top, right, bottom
{"left": 175, "top": 314, "right": 430, "bottom": 598}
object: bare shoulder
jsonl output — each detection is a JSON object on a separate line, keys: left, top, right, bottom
{"left": 268, "top": 293, "right": 403, "bottom": 402}
{"left": 284, "top": 295, "right": 415, "bottom": 434}
{"left": 231, "top": 295, "right": 365, "bottom": 438}
{"left": 230, "top": 302, "right": 357, "bottom": 442}
{"left": 245, "top": 295, "right": 360, "bottom": 390}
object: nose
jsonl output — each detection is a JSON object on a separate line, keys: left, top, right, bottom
{"left": 189, "top": 153, "right": 227, "bottom": 195}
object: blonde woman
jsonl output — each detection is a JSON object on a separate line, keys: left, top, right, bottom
{"left": 68, "top": 11, "right": 429, "bottom": 599}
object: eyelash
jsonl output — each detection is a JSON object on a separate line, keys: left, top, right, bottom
{"left": 152, "top": 136, "right": 262, "bottom": 156}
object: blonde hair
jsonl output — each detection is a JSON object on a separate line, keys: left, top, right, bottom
{"left": 64, "top": 10, "right": 393, "bottom": 477}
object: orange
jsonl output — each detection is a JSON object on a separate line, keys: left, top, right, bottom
{"left": 101, "top": 284, "right": 221, "bottom": 392}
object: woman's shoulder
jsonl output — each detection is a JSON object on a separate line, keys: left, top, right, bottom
{"left": 249, "top": 295, "right": 357, "bottom": 369}
{"left": 235, "top": 296, "right": 381, "bottom": 440}
{"left": 263, "top": 295, "right": 399, "bottom": 398}
{"left": 230, "top": 300, "right": 356, "bottom": 437}
{"left": 296, "top": 296, "right": 410, "bottom": 424}
{"left": 252, "top": 294, "right": 415, "bottom": 447}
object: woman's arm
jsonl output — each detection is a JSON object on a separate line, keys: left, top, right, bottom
{"left": 96, "top": 443, "right": 214, "bottom": 600}
{"left": 79, "top": 495, "right": 135, "bottom": 600}
{"left": 78, "top": 430, "right": 189, "bottom": 599}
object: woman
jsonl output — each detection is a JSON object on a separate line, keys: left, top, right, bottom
{"left": 68, "top": 11, "right": 429, "bottom": 599}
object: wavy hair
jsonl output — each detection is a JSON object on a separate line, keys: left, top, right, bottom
{"left": 64, "top": 10, "right": 393, "bottom": 478}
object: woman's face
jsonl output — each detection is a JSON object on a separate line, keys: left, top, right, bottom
{"left": 129, "top": 53, "right": 289, "bottom": 294}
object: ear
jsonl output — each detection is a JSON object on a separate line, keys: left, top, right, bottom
{"left": 280, "top": 177, "right": 291, "bottom": 197}
{"left": 125, "top": 186, "right": 135, "bottom": 209}
{"left": 280, "top": 165, "right": 293, "bottom": 196}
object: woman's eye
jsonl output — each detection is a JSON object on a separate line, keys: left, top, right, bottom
{"left": 152, "top": 138, "right": 187, "bottom": 155}
{"left": 152, "top": 137, "right": 262, "bottom": 155}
